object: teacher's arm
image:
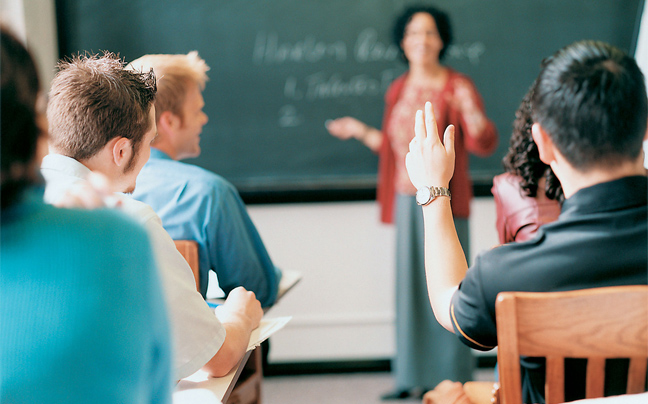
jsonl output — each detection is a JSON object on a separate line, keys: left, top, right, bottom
{"left": 326, "top": 117, "right": 383, "bottom": 152}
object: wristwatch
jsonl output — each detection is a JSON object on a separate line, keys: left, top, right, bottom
{"left": 415, "top": 186, "right": 451, "bottom": 206}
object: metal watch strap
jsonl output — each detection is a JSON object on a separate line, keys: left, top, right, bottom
{"left": 431, "top": 186, "right": 451, "bottom": 201}
{"left": 421, "top": 186, "right": 451, "bottom": 206}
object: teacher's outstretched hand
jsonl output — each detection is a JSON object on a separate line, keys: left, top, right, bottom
{"left": 406, "top": 101, "right": 456, "bottom": 190}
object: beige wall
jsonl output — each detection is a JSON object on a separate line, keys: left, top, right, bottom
{"left": 1, "top": 0, "right": 58, "bottom": 90}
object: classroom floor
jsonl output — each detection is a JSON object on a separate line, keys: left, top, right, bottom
{"left": 262, "top": 368, "right": 495, "bottom": 404}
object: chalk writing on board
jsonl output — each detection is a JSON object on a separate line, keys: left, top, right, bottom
{"left": 278, "top": 104, "right": 304, "bottom": 128}
{"left": 253, "top": 28, "right": 399, "bottom": 65}
{"left": 254, "top": 32, "right": 347, "bottom": 64}
{"left": 282, "top": 68, "right": 401, "bottom": 101}
{"left": 446, "top": 42, "right": 486, "bottom": 65}
{"left": 354, "top": 28, "right": 399, "bottom": 62}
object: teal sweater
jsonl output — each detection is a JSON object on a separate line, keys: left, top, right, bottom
{"left": 1, "top": 189, "right": 172, "bottom": 403}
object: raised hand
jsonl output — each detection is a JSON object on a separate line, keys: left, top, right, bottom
{"left": 405, "top": 101, "right": 456, "bottom": 189}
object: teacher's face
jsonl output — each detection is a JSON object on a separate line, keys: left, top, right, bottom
{"left": 401, "top": 12, "right": 443, "bottom": 67}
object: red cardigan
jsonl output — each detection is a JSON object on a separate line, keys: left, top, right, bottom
{"left": 377, "top": 71, "right": 498, "bottom": 223}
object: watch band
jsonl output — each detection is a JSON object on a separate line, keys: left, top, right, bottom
{"left": 417, "top": 186, "right": 451, "bottom": 206}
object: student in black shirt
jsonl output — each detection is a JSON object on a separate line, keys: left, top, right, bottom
{"left": 405, "top": 40, "right": 648, "bottom": 403}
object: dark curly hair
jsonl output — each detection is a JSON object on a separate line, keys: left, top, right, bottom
{"left": 392, "top": 4, "right": 452, "bottom": 62}
{"left": 503, "top": 84, "right": 564, "bottom": 202}
{"left": 1, "top": 26, "right": 41, "bottom": 210}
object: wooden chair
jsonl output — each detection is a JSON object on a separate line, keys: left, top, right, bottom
{"left": 173, "top": 240, "right": 264, "bottom": 404}
{"left": 174, "top": 240, "right": 201, "bottom": 293}
{"left": 495, "top": 285, "right": 648, "bottom": 404}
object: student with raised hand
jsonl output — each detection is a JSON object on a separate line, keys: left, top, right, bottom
{"left": 0, "top": 26, "right": 172, "bottom": 403}
{"left": 127, "top": 52, "right": 281, "bottom": 307}
{"left": 40, "top": 52, "right": 263, "bottom": 380}
{"left": 327, "top": 4, "right": 497, "bottom": 399}
{"left": 406, "top": 41, "right": 647, "bottom": 403}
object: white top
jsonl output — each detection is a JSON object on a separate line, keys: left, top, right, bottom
{"left": 41, "top": 154, "right": 225, "bottom": 380}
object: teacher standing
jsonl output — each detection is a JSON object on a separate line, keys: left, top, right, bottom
{"left": 327, "top": 4, "right": 497, "bottom": 399}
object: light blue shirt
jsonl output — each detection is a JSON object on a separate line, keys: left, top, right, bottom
{"left": 0, "top": 189, "right": 172, "bottom": 403}
{"left": 132, "top": 149, "right": 281, "bottom": 306}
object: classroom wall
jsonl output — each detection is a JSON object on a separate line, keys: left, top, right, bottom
{"left": 251, "top": 198, "right": 498, "bottom": 363}
{"left": 0, "top": 0, "right": 58, "bottom": 90}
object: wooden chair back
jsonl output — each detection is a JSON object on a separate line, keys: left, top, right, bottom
{"left": 495, "top": 285, "right": 648, "bottom": 404}
{"left": 173, "top": 240, "right": 201, "bottom": 293}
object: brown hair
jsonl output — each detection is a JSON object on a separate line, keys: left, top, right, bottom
{"left": 128, "top": 51, "right": 208, "bottom": 124}
{"left": 47, "top": 52, "right": 157, "bottom": 170}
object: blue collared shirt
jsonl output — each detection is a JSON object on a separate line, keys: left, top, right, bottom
{"left": 132, "top": 148, "right": 281, "bottom": 306}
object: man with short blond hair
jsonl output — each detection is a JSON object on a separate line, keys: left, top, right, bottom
{"left": 42, "top": 52, "right": 263, "bottom": 380}
{"left": 129, "top": 52, "right": 281, "bottom": 306}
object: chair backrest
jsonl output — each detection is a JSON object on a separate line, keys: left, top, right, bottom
{"left": 173, "top": 240, "right": 200, "bottom": 293}
{"left": 495, "top": 285, "right": 648, "bottom": 404}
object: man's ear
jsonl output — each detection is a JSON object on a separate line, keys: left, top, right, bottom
{"left": 111, "top": 137, "right": 133, "bottom": 168}
{"left": 531, "top": 123, "right": 556, "bottom": 165}
{"left": 158, "top": 110, "right": 181, "bottom": 135}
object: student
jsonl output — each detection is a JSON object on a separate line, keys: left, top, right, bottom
{"left": 127, "top": 52, "right": 281, "bottom": 306}
{"left": 0, "top": 27, "right": 172, "bottom": 403}
{"left": 491, "top": 84, "right": 561, "bottom": 244}
{"left": 406, "top": 40, "right": 647, "bottom": 402}
{"left": 41, "top": 52, "right": 263, "bottom": 380}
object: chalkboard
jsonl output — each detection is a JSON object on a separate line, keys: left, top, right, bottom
{"left": 56, "top": 0, "right": 643, "bottom": 194}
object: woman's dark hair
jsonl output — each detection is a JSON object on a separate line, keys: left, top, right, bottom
{"left": 1, "top": 26, "right": 41, "bottom": 210}
{"left": 393, "top": 4, "right": 452, "bottom": 62}
{"left": 503, "top": 84, "right": 564, "bottom": 202}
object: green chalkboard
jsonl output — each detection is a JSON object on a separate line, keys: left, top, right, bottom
{"left": 56, "top": 0, "right": 643, "bottom": 194}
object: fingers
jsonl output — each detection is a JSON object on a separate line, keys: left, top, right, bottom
{"left": 415, "top": 109, "right": 426, "bottom": 143}
{"left": 425, "top": 101, "right": 441, "bottom": 143}
{"left": 444, "top": 125, "right": 456, "bottom": 156}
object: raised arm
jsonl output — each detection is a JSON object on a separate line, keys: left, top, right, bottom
{"left": 405, "top": 102, "right": 469, "bottom": 332}
{"left": 448, "top": 78, "right": 498, "bottom": 156}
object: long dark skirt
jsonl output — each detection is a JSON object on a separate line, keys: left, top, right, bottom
{"left": 393, "top": 194, "right": 475, "bottom": 390}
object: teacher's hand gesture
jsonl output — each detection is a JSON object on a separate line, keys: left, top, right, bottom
{"left": 406, "top": 101, "right": 456, "bottom": 190}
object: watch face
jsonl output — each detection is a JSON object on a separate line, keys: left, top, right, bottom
{"left": 416, "top": 186, "right": 431, "bottom": 205}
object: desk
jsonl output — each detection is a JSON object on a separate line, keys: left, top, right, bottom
{"left": 175, "top": 350, "right": 254, "bottom": 404}
{"left": 174, "top": 316, "right": 292, "bottom": 403}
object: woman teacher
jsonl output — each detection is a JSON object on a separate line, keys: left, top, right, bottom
{"left": 327, "top": 4, "right": 497, "bottom": 399}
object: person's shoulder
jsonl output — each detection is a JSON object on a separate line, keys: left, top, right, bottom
{"left": 385, "top": 72, "right": 409, "bottom": 99}
{"left": 446, "top": 69, "right": 478, "bottom": 90}
{"left": 63, "top": 205, "right": 146, "bottom": 236}
{"left": 492, "top": 173, "right": 526, "bottom": 203}
{"left": 27, "top": 203, "right": 150, "bottom": 254}
{"left": 446, "top": 68, "right": 470, "bottom": 81}
{"left": 152, "top": 158, "right": 235, "bottom": 190}
{"left": 117, "top": 195, "right": 163, "bottom": 225}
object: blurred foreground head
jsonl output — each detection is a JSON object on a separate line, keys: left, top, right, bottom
{"left": 1, "top": 26, "right": 43, "bottom": 210}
